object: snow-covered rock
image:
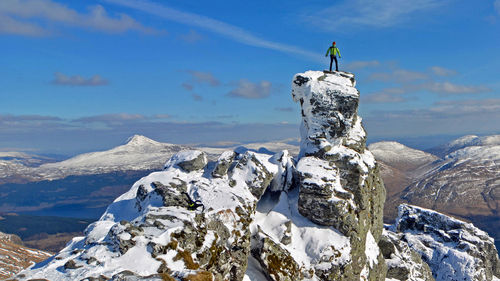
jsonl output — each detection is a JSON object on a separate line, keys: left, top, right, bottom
{"left": 18, "top": 70, "right": 388, "bottom": 280}
{"left": 388, "top": 204, "right": 500, "bottom": 281}
{"left": 379, "top": 229, "right": 435, "bottom": 281}
{"left": 290, "top": 70, "right": 387, "bottom": 280}
{"left": 16, "top": 149, "right": 279, "bottom": 280}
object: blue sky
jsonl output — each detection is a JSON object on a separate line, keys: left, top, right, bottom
{"left": 1, "top": 0, "right": 499, "bottom": 154}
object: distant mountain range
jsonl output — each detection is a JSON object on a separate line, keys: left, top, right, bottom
{"left": 370, "top": 134, "right": 500, "bottom": 248}
{"left": 0, "top": 135, "right": 300, "bottom": 183}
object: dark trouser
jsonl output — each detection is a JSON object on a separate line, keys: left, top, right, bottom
{"left": 330, "top": 55, "right": 338, "bottom": 71}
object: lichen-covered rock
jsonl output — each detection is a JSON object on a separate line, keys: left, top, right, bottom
{"left": 393, "top": 204, "right": 500, "bottom": 281}
{"left": 291, "top": 70, "right": 387, "bottom": 280}
{"left": 379, "top": 229, "right": 435, "bottom": 281}
{"left": 251, "top": 230, "right": 301, "bottom": 281}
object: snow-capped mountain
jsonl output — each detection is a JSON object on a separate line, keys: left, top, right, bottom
{"left": 0, "top": 135, "right": 299, "bottom": 183}
{"left": 371, "top": 135, "right": 500, "bottom": 253}
{"left": 36, "top": 135, "right": 188, "bottom": 180}
{"left": 428, "top": 135, "right": 500, "bottom": 158}
{"left": 0, "top": 231, "right": 52, "bottom": 280}
{"left": 401, "top": 134, "right": 500, "bottom": 218}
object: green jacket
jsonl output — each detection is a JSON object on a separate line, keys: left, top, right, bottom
{"left": 325, "top": 46, "right": 341, "bottom": 58}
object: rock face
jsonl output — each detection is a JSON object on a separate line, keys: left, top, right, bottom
{"left": 388, "top": 204, "right": 500, "bottom": 281}
{"left": 17, "top": 71, "right": 386, "bottom": 280}
{"left": 291, "top": 70, "right": 387, "bottom": 280}
{"left": 379, "top": 229, "right": 435, "bottom": 281}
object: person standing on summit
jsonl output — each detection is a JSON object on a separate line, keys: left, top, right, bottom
{"left": 325, "top": 42, "right": 341, "bottom": 72}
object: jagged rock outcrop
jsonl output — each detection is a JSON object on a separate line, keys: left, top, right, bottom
{"left": 15, "top": 150, "right": 284, "bottom": 280}
{"left": 388, "top": 204, "right": 500, "bottom": 281}
{"left": 379, "top": 229, "right": 435, "bottom": 281}
{"left": 17, "top": 71, "right": 388, "bottom": 280}
{"left": 291, "top": 70, "right": 387, "bottom": 280}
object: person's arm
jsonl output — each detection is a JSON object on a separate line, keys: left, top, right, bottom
{"left": 337, "top": 47, "right": 341, "bottom": 58}
{"left": 325, "top": 47, "right": 330, "bottom": 57}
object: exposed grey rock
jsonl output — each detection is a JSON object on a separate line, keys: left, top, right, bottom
{"left": 64, "top": 259, "right": 82, "bottom": 270}
{"left": 229, "top": 151, "right": 274, "bottom": 200}
{"left": 393, "top": 204, "right": 500, "bottom": 281}
{"left": 164, "top": 150, "right": 207, "bottom": 172}
{"left": 292, "top": 70, "right": 387, "bottom": 280}
{"left": 211, "top": 150, "right": 235, "bottom": 178}
{"left": 379, "top": 229, "right": 435, "bottom": 281}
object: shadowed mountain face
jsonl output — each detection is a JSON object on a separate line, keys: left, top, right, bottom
{"left": 370, "top": 135, "right": 500, "bottom": 250}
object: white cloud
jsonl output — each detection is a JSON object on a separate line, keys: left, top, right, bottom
{"left": 0, "top": 0, "right": 153, "bottom": 36}
{"left": 228, "top": 80, "right": 272, "bottom": 99}
{"left": 186, "top": 70, "right": 220, "bottom": 87}
{"left": 0, "top": 14, "right": 47, "bottom": 36}
{"left": 369, "top": 69, "right": 428, "bottom": 83}
{"left": 430, "top": 66, "right": 457, "bottom": 76}
{"left": 52, "top": 72, "right": 108, "bottom": 86}
{"left": 103, "top": 0, "right": 321, "bottom": 61}
{"left": 422, "top": 81, "right": 490, "bottom": 95}
{"left": 363, "top": 88, "right": 409, "bottom": 103}
{"left": 303, "top": 0, "right": 444, "bottom": 30}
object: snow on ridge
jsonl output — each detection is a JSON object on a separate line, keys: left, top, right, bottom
{"left": 369, "top": 141, "right": 439, "bottom": 164}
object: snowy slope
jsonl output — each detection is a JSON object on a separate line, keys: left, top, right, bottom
{"left": 0, "top": 232, "right": 52, "bottom": 280}
{"left": 36, "top": 135, "right": 187, "bottom": 180}
{"left": 369, "top": 141, "right": 439, "bottom": 177}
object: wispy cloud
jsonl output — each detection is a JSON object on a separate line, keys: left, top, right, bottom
{"left": 430, "top": 66, "right": 457, "bottom": 76}
{"left": 303, "top": 0, "right": 444, "bottom": 30}
{"left": 228, "top": 80, "right": 272, "bottom": 99}
{"left": 179, "top": 29, "right": 203, "bottom": 43}
{"left": 365, "top": 99, "right": 500, "bottom": 138}
{"left": 0, "top": 13, "right": 47, "bottom": 36}
{"left": 186, "top": 70, "right": 220, "bottom": 87}
{"left": 0, "top": 0, "right": 154, "bottom": 36}
{"left": 52, "top": 72, "right": 108, "bottom": 86}
{"left": 103, "top": 0, "right": 321, "bottom": 61}
{"left": 345, "top": 60, "right": 380, "bottom": 70}
{"left": 363, "top": 88, "right": 409, "bottom": 103}
{"left": 0, "top": 114, "right": 62, "bottom": 123}
{"left": 421, "top": 81, "right": 490, "bottom": 95}
{"left": 369, "top": 69, "right": 428, "bottom": 83}
{"left": 73, "top": 113, "right": 146, "bottom": 124}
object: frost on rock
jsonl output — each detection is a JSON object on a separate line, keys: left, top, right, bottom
{"left": 391, "top": 204, "right": 500, "bottom": 281}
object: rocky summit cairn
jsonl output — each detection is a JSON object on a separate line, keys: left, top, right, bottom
{"left": 291, "top": 70, "right": 387, "bottom": 280}
{"left": 17, "top": 71, "right": 388, "bottom": 280}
